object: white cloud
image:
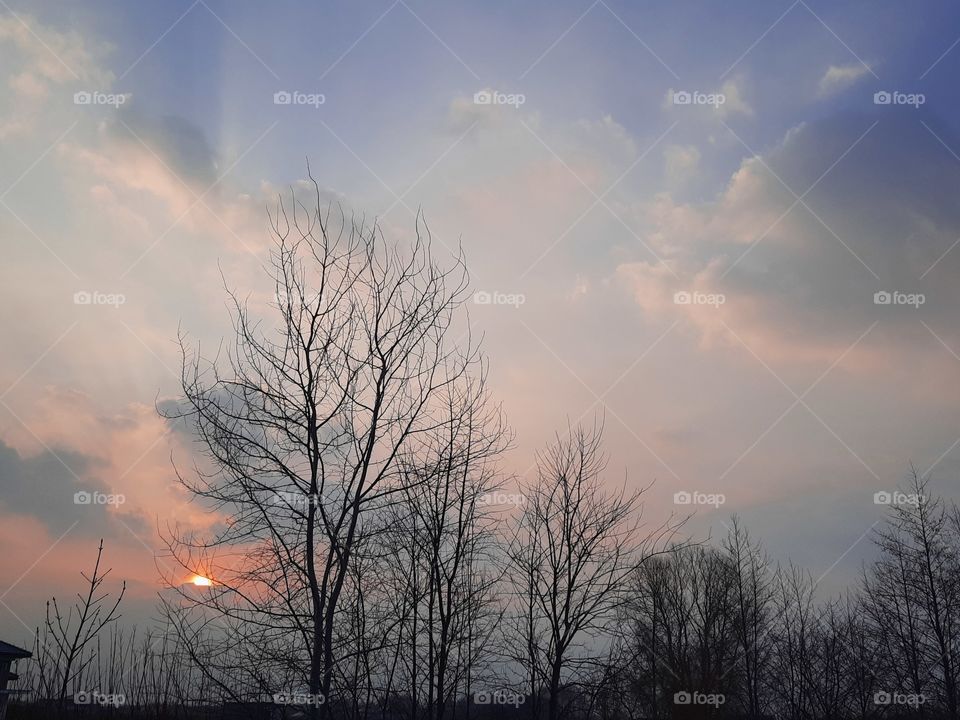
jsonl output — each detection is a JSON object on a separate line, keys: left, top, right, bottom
{"left": 817, "top": 63, "right": 871, "bottom": 97}
{"left": 663, "top": 144, "right": 700, "bottom": 189}
{"left": 717, "top": 77, "right": 753, "bottom": 117}
{"left": 618, "top": 115, "right": 960, "bottom": 367}
{"left": 0, "top": 14, "right": 111, "bottom": 138}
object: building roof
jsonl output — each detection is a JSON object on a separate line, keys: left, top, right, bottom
{"left": 0, "top": 640, "right": 31, "bottom": 659}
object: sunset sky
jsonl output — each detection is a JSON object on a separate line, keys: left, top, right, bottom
{"left": 3, "top": 0, "right": 960, "bottom": 642}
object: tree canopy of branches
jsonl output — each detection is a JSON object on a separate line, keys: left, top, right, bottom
{"left": 506, "top": 423, "right": 680, "bottom": 720}
{"left": 160, "top": 180, "right": 504, "bottom": 718}
{"left": 33, "top": 539, "right": 125, "bottom": 706}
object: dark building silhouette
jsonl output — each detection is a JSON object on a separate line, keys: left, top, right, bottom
{"left": 0, "top": 641, "right": 30, "bottom": 720}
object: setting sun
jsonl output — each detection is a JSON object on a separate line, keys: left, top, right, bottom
{"left": 190, "top": 575, "right": 213, "bottom": 587}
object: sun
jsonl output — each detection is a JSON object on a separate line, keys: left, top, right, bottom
{"left": 190, "top": 574, "right": 213, "bottom": 587}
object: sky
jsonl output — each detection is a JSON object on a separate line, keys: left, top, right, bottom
{"left": 3, "top": 0, "right": 960, "bottom": 643}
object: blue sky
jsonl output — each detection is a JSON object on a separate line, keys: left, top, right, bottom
{"left": 34, "top": 0, "right": 960, "bottom": 201}
{"left": 3, "top": 0, "right": 960, "bottom": 639}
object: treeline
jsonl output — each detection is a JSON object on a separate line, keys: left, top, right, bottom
{"left": 12, "top": 468, "right": 960, "bottom": 720}
{"left": 606, "top": 470, "right": 960, "bottom": 720}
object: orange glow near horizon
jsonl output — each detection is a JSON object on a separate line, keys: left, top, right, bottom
{"left": 190, "top": 574, "right": 213, "bottom": 587}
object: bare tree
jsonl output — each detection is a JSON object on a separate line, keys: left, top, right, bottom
{"left": 160, "top": 178, "right": 494, "bottom": 717}
{"left": 723, "top": 516, "right": 776, "bottom": 720}
{"left": 506, "top": 422, "right": 677, "bottom": 720}
{"left": 769, "top": 563, "right": 822, "bottom": 720}
{"left": 863, "top": 468, "right": 960, "bottom": 717}
{"left": 620, "top": 544, "right": 738, "bottom": 719}
{"left": 33, "top": 539, "right": 125, "bottom": 707}
{"left": 383, "top": 371, "right": 509, "bottom": 720}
